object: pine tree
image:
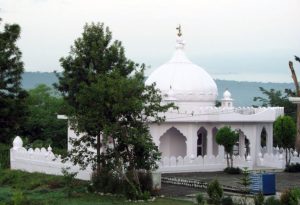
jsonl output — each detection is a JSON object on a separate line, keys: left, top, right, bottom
{"left": 0, "top": 19, "right": 27, "bottom": 143}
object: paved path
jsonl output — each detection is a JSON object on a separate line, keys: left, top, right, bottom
{"left": 160, "top": 172, "right": 300, "bottom": 197}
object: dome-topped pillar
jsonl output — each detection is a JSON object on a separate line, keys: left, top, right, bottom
{"left": 221, "top": 89, "right": 233, "bottom": 108}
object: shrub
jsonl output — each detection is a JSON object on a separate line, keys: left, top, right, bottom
{"left": 224, "top": 167, "right": 241, "bottom": 174}
{"left": 253, "top": 192, "right": 264, "bottom": 205}
{"left": 0, "top": 143, "right": 10, "bottom": 169}
{"left": 280, "top": 188, "right": 299, "bottom": 205}
{"left": 138, "top": 171, "right": 153, "bottom": 193}
{"left": 221, "top": 196, "right": 233, "bottom": 205}
{"left": 196, "top": 192, "right": 204, "bottom": 205}
{"left": 264, "top": 196, "right": 281, "bottom": 205}
{"left": 91, "top": 169, "right": 124, "bottom": 194}
{"left": 285, "top": 163, "right": 300, "bottom": 172}
{"left": 207, "top": 180, "right": 223, "bottom": 205}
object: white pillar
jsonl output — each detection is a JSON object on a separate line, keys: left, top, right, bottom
{"left": 185, "top": 124, "right": 198, "bottom": 158}
{"left": 239, "top": 132, "right": 245, "bottom": 157}
{"left": 266, "top": 125, "right": 273, "bottom": 154}
{"left": 218, "top": 145, "right": 225, "bottom": 158}
{"left": 207, "top": 126, "right": 213, "bottom": 157}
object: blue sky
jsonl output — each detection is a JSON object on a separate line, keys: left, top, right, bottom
{"left": 1, "top": 0, "right": 300, "bottom": 82}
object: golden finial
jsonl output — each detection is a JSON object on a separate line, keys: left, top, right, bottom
{"left": 176, "top": 24, "right": 182, "bottom": 37}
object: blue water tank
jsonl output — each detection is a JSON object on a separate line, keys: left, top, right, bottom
{"left": 250, "top": 173, "right": 276, "bottom": 195}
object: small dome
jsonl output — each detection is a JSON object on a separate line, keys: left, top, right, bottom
{"left": 145, "top": 36, "right": 218, "bottom": 105}
{"left": 223, "top": 89, "right": 232, "bottom": 100}
{"left": 13, "top": 136, "right": 23, "bottom": 150}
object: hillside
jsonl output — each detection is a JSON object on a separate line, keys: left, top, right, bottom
{"left": 21, "top": 72, "right": 294, "bottom": 107}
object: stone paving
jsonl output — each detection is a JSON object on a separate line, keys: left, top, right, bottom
{"left": 160, "top": 171, "right": 300, "bottom": 197}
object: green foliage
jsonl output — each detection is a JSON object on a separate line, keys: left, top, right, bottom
{"left": 0, "top": 169, "right": 66, "bottom": 190}
{"left": 238, "top": 167, "right": 251, "bottom": 205}
{"left": 274, "top": 116, "right": 296, "bottom": 165}
{"left": 285, "top": 163, "right": 300, "bottom": 172}
{"left": 20, "top": 84, "right": 67, "bottom": 149}
{"left": 264, "top": 196, "right": 281, "bottom": 205}
{"left": 224, "top": 167, "right": 241, "bottom": 175}
{"left": 196, "top": 192, "right": 204, "bottom": 205}
{"left": 0, "top": 19, "right": 28, "bottom": 144}
{"left": 221, "top": 196, "right": 233, "bottom": 205}
{"left": 61, "top": 167, "right": 78, "bottom": 197}
{"left": 56, "top": 22, "right": 174, "bottom": 198}
{"left": 11, "top": 190, "right": 28, "bottom": 205}
{"left": 90, "top": 169, "right": 124, "bottom": 194}
{"left": 216, "top": 126, "right": 239, "bottom": 168}
{"left": 0, "top": 143, "right": 9, "bottom": 169}
{"left": 0, "top": 170, "right": 193, "bottom": 205}
{"left": 254, "top": 87, "right": 296, "bottom": 121}
{"left": 253, "top": 192, "right": 264, "bottom": 205}
{"left": 207, "top": 180, "right": 223, "bottom": 205}
{"left": 280, "top": 188, "right": 300, "bottom": 205}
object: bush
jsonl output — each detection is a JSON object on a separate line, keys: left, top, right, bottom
{"left": 138, "top": 171, "right": 153, "bottom": 193}
{"left": 207, "top": 180, "right": 223, "bottom": 205}
{"left": 0, "top": 143, "right": 10, "bottom": 169}
{"left": 196, "top": 192, "right": 204, "bottom": 205}
{"left": 91, "top": 169, "right": 123, "bottom": 194}
{"left": 221, "top": 196, "right": 233, "bottom": 205}
{"left": 264, "top": 196, "right": 281, "bottom": 205}
{"left": 280, "top": 188, "right": 299, "bottom": 205}
{"left": 224, "top": 167, "right": 241, "bottom": 174}
{"left": 285, "top": 163, "right": 300, "bottom": 172}
{"left": 253, "top": 192, "right": 264, "bottom": 205}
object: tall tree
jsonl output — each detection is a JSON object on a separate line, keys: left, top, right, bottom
{"left": 215, "top": 126, "right": 239, "bottom": 168}
{"left": 274, "top": 116, "right": 296, "bottom": 165}
{"left": 0, "top": 19, "right": 27, "bottom": 143}
{"left": 56, "top": 23, "right": 173, "bottom": 193}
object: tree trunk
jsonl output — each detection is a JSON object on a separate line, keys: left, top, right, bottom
{"left": 289, "top": 61, "right": 300, "bottom": 152}
{"left": 230, "top": 154, "right": 233, "bottom": 168}
{"left": 96, "top": 134, "right": 101, "bottom": 174}
{"left": 226, "top": 153, "right": 230, "bottom": 168}
{"left": 285, "top": 149, "right": 288, "bottom": 166}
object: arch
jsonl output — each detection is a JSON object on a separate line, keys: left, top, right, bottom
{"left": 197, "top": 127, "right": 207, "bottom": 156}
{"left": 159, "top": 127, "right": 187, "bottom": 158}
{"left": 212, "top": 127, "right": 219, "bottom": 156}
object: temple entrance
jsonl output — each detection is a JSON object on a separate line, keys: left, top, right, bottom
{"left": 197, "top": 127, "right": 207, "bottom": 156}
{"left": 159, "top": 127, "right": 187, "bottom": 157}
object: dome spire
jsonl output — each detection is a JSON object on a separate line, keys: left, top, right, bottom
{"left": 175, "top": 25, "right": 185, "bottom": 50}
{"left": 176, "top": 24, "right": 182, "bottom": 37}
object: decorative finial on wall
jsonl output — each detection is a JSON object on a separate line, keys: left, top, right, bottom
{"left": 176, "top": 24, "right": 182, "bottom": 37}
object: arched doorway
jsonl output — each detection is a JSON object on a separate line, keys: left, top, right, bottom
{"left": 159, "top": 127, "right": 187, "bottom": 157}
{"left": 197, "top": 127, "right": 207, "bottom": 156}
{"left": 260, "top": 127, "right": 267, "bottom": 147}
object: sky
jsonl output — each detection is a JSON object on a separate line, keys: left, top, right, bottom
{"left": 1, "top": 0, "right": 300, "bottom": 83}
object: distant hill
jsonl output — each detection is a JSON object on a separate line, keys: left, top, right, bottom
{"left": 22, "top": 72, "right": 294, "bottom": 107}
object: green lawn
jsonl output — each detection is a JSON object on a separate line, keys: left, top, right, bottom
{"left": 0, "top": 169, "right": 193, "bottom": 205}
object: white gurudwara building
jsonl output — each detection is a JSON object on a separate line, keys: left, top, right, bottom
{"left": 143, "top": 30, "right": 284, "bottom": 172}
{"left": 12, "top": 30, "right": 298, "bottom": 180}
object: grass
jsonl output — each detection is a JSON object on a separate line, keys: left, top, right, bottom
{"left": 0, "top": 169, "right": 193, "bottom": 205}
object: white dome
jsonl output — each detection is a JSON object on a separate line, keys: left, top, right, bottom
{"left": 145, "top": 36, "right": 218, "bottom": 105}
